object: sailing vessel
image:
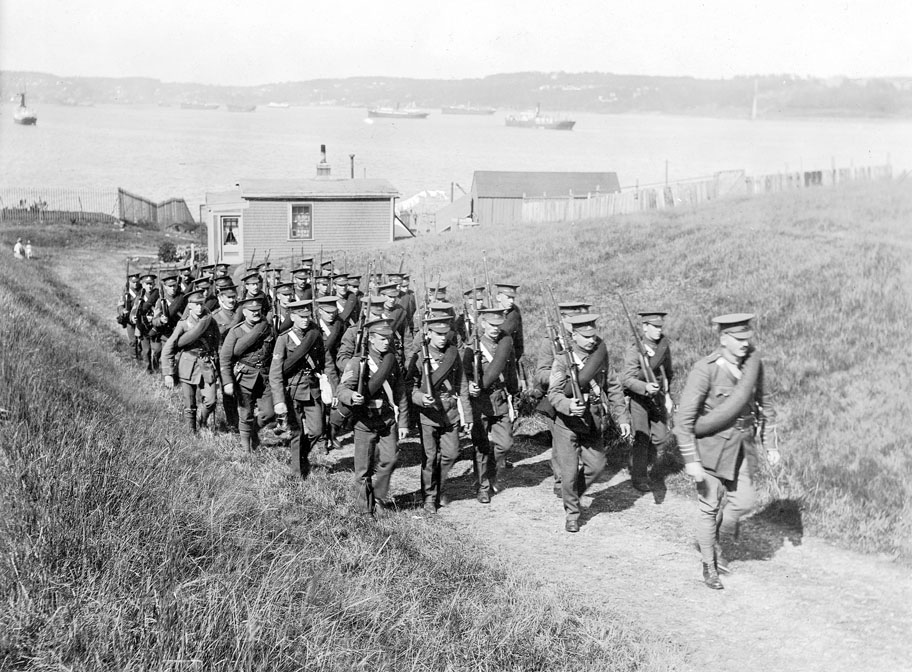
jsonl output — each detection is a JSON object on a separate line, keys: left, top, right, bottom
{"left": 13, "top": 92, "right": 38, "bottom": 126}
{"left": 368, "top": 104, "right": 429, "bottom": 119}
{"left": 505, "top": 103, "right": 575, "bottom": 130}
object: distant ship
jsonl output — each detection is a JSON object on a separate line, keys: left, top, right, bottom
{"left": 226, "top": 104, "right": 257, "bottom": 112}
{"left": 267, "top": 102, "right": 289, "bottom": 108}
{"left": 181, "top": 102, "right": 219, "bottom": 110}
{"left": 13, "top": 93, "right": 38, "bottom": 126}
{"left": 368, "top": 106, "right": 429, "bottom": 119}
{"left": 505, "top": 104, "right": 575, "bottom": 130}
{"left": 441, "top": 104, "right": 496, "bottom": 115}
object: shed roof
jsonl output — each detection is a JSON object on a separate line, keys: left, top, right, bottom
{"left": 237, "top": 178, "right": 399, "bottom": 199}
{"left": 472, "top": 171, "right": 620, "bottom": 198}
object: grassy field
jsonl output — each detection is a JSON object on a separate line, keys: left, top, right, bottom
{"left": 382, "top": 179, "right": 912, "bottom": 559}
{"left": 0, "top": 232, "right": 682, "bottom": 669}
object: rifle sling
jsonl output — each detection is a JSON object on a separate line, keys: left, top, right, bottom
{"left": 282, "top": 328, "right": 322, "bottom": 377}
{"left": 693, "top": 347, "right": 762, "bottom": 438}
{"left": 233, "top": 321, "right": 270, "bottom": 357}
{"left": 366, "top": 351, "right": 397, "bottom": 397}
{"left": 429, "top": 343, "right": 459, "bottom": 389}
{"left": 176, "top": 314, "right": 214, "bottom": 348}
{"left": 481, "top": 335, "right": 513, "bottom": 389}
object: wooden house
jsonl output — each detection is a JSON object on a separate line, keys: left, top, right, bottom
{"left": 469, "top": 171, "right": 621, "bottom": 225}
{"left": 203, "top": 148, "right": 403, "bottom": 265}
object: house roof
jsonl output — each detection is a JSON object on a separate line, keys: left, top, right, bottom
{"left": 237, "top": 178, "right": 399, "bottom": 199}
{"left": 472, "top": 171, "right": 620, "bottom": 198}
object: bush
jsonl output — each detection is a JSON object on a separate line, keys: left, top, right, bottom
{"left": 158, "top": 241, "right": 177, "bottom": 262}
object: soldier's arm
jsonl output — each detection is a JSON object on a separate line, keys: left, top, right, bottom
{"left": 605, "top": 370, "right": 630, "bottom": 426}
{"left": 336, "top": 328, "right": 356, "bottom": 372}
{"left": 405, "top": 352, "right": 425, "bottom": 406}
{"left": 755, "top": 361, "right": 777, "bottom": 439}
{"left": 395, "top": 368, "right": 410, "bottom": 430}
{"left": 218, "top": 327, "right": 237, "bottom": 385}
{"left": 324, "top": 349, "right": 340, "bottom": 390}
{"left": 335, "top": 359, "right": 359, "bottom": 405}
{"left": 160, "top": 324, "right": 182, "bottom": 377}
{"left": 672, "top": 362, "right": 712, "bottom": 464}
{"left": 621, "top": 344, "right": 650, "bottom": 396}
{"left": 547, "top": 356, "right": 575, "bottom": 415}
{"left": 268, "top": 336, "right": 287, "bottom": 402}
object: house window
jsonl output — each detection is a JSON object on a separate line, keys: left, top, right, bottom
{"left": 221, "top": 216, "right": 239, "bottom": 245}
{"left": 289, "top": 203, "right": 314, "bottom": 240}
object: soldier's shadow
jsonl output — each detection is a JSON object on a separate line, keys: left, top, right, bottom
{"left": 729, "top": 498, "right": 805, "bottom": 561}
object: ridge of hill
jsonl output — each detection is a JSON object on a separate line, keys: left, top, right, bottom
{"left": 3, "top": 69, "right": 912, "bottom": 118}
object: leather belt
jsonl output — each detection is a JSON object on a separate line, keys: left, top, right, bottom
{"left": 732, "top": 416, "right": 755, "bottom": 432}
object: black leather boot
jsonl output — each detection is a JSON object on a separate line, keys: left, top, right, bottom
{"left": 702, "top": 563, "right": 724, "bottom": 590}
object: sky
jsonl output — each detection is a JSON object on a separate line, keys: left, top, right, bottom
{"left": 0, "top": 0, "right": 909, "bottom": 85}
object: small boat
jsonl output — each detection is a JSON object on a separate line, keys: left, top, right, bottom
{"left": 505, "top": 103, "right": 575, "bottom": 130}
{"left": 180, "top": 102, "right": 219, "bottom": 110}
{"left": 441, "top": 104, "right": 496, "bottom": 115}
{"left": 267, "top": 102, "right": 289, "bottom": 108}
{"left": 226, "top": 104, "right": 256, "bottom": 112}
{"left": 13, "top": 93, "right": 38, "bottom": 126}
{"left": 368, "top": 105, "right": 429, "bottom": 119}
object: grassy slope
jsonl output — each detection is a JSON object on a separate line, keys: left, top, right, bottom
{"left": 0, "top": 237, "right": 680, "bottom": 668}
{"left": 384, "top": 180, "right": 912, "bottom": 558}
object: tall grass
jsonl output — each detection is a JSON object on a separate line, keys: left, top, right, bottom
{"left": 385, "top": 180, "right": 912, "bottom": 559}
{"left": 0, "top": 250, "right": 681, "bottom": 669}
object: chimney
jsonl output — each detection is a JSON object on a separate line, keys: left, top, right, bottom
{"left": 316, "top": 144, "right": 331, "bottom": 178}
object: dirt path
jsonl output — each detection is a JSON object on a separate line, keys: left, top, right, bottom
{"left": 70, "top": 249, "right": 912, "bottom": 672}
{"left": 346, "top": 430, "right": 911, "bottom": 672}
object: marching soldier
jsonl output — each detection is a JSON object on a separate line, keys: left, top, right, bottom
{"left": 464, "top": 308, "right": 518, "bottom": 504}
{"left": 219, "top": 296, "right": 277, "bottom": 451}
{"left": 336, "top": 317, "right": 410, "bottom": 516}
{"left": 622, "top": 310, "right": 674, "bottom": 492}
{"left": 316, "top": 295, "right": 346, "bottom": 450}
{"left": 213, "top": 261, "right": 231, "bottom": 279}
{"left": 547, "top": 314, "right": 630, "bottom": 533}
{"left": 131, "top": 272, "right": 159, "bottom": 372}
{"left": 270, "top": 300, "right": 326, "bottom": 478}
{"left": 177, "top": 265, "right": 194, "bottom": 294}
{"left": 211, "top": 282, "right": 240, "bottom": 432}
{"left": 337, "top": 295, "right": 385, "bottom": 371}
{"left": 149, "top": 272, "right": 187, "bottom": 374}
{"left": 494, "top": 282, "right": 524, "bottom": 360}
{"left": 673, "top": 313, "right": 778, "bottom": 590}
{"left": 396, "top": 273, "right": 417, "bottom": 337}
{"left": 233, "top": 271, "right": 271, "bottom": 325}
{"left": 161, "top": 290, "right": 222, "bottom": 433}
{"left": 406, "top": 315, "right": 471, "bottom": 513}
{"left": 291, "top": 265, "right": 312, "bottom": 302}
{"left": 117, "top": 271, "right": 142, "bottom": 360}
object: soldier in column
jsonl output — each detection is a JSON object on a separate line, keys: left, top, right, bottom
{"left": 177, "top": 265, "right": 195, "bottom": 294}
{"left": 213, "top": 261, "right": 231, "bottom": 280}
{"left": 149, "top": 272, "right": 188, "bottom": 374}
{"left": 673, "top": 313, "right": 779, "bottom": 590}
{"left": 219, "top": 296, "right": 277, "bottom": 451}
{"left": 547, "top": 314, "right": 630, "bottom": 533}
{"left": 336, "top": 317, "right": 410, "bottom": 515}
{"left": 132, "top": 272, "right": 159, "bottom": 372}
{"left": 117, "top": 270, "right": 142, "bottom": 360}
{"left": 291, "top": 264, "right": 313, "bottom": 302}
{"left": 378, "top": 281, "right": 409, "bottom": 365}
{"left": 315, "top": 295, "right": 346, "bottom": 450}
{"left": 270, "top": 299, "right": 326, "bottom": 478}
{"left": 211, "top": 282, "right": 240, "bottom": 433}
{"left": 337, "top": 295, "right": 385, "bottom": 372}
{"left": 463, "top": 308, "right": 517, "bottom": 503}
{"left": 233, "top": 270, "right": 271, "bottom": 325}
{"left": 622, "top": 310, "right": 674, "bottom": 492}
{"left": 406, "top": 315, "right": 471, "bottom": 513}
{"left": 161, "top": 289, "right": 222, "bottom": 433}
{"left": 494, "top": 282, "right": 524, "bottom": 360}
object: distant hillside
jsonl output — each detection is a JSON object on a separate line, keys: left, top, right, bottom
{"left": 3, "top": 70, "right": 911, "bottom": 118}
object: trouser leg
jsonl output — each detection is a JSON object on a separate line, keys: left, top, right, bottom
{"left": 236, "top": 383, "right": 258, "bottom": 449}
{"left": 179, "top": 382, "right": 197, "bottom": 433}
{"left": 150, "top": 338, "right": 163, "bottom": 372}
{"left": 198, "top": 381, "right": 217, "bottom": 428}
{"left": 579, "top": 434, "right": 607, "bottom": 494}
{"left": 471, "top": 407, "right": 492, "bottom": 492}
{"left": 140, "top": 336, "right": 152, "bottom": 371}
{"left": 718, "top": 454, "right": 757, "bottom": 539}
{"left": 438, "top": 425, "right": 460, "bottom": 498}
{"left": 353, "top": 424, "right": 379, "bottom": 514}
{"left": 289, "top": 398, "right": 324, "bottom": 478}
{"left": 696, "top": 470, "right": 727, "bottom": 564}
{"left": 222, "top": 385, "right": 239, "bottom": 432}
{"left": 255, "top": 379, "right": 275, "bottom": 427}
{"left": 487, "top": 414, "right": 513, "bottom": 490}
{"left": 372, "top": 422, "right": 399, "bottom": 503}
{"left": 629, "top": 402, "right": 651, "bottom": 481}
{"left": 419, "top": 423, "right": 440, "bottom": 502}
{"left": 553, "top": 423, "right": 583, "bottom": 521}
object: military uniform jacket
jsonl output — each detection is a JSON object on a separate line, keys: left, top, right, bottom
{"left": 622, "top": 338, "right": 673, "bottom": 430}
{"left": 218, "top": 320, "right": 277, "bottom": 389}
{"left": 211, "top": 307, "right": 237, "bottom": 341}
{"left": 673, "top": 349, "right": 775, "bottom": 480}
{"left": 151, "top": 293, "right": 188, "bottom": 339}
{"left": 406, "top": 342, "right": 470, "bottom": 428}
{"left": 117, "top": 287, "right": 140, "bottom": 326}
{"left": 269, "top": 325, "right": 324, "bottom": 402}
{"left": 548, "top": 340, "right": 629, "bottom": 438}
{"left": 161, "top": 314, "right": 221, "bottom": 385}
{"left": 398, "top": 290, "right": 417, "bottom": 334}
{"left": 336, "top": 323, "right": 361, "bottom": 373}
{"left": 501, "top": 305, "right": 524, "bottom": 360}
{"left": 463, "top": 334, "right": 517, "bottom": 418}
{"left": 318, "top": 317, "right": 345, "bottom": 389}
{"left": 132, "top": 289, "right": 159, "bottom": 335}
{"left": 336, "top": 351, "right": 409, "bottom": 430}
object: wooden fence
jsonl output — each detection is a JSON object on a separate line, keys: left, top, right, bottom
{"left": 0, "top": 186, "right": 195, "bottom": 227}
{"left": 521, "top": 163, "right": 894, "bottom": 224}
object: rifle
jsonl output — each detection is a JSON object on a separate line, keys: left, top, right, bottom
{"left": 248, "top": 248, "right": 257, "bottom": 270}
{"left": 545, "top": 284, "right": 583, "bottom": 403}
{"left": 397, "top": 254, "right": 405, "bottom": 275}
{"left": 419, "top": 316, "right": 435, "bottom": 399}
{"left": 482, "top": 249, "right": 494, "bottom": 305}
{"left": 617, "top": 293, "right": 658, "bottom": 387}
{"left": 471, "top": 276, "right": 483, "bottom": 385}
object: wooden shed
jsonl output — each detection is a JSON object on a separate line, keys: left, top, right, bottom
{"left": 469, "top": 171, "right": 621, "bottom": 225}
{"left": 203, "top": 157, "right": 400, "bottom": 265}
